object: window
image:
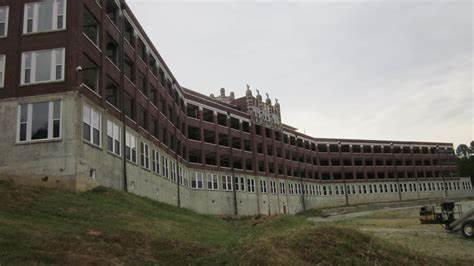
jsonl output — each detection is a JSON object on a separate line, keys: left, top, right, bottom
{"left": 106, "top": 77, "right": 120, "bottom": 109}
{"left": 106, "top": 0, "right": 119, "bottom": 25}
{"left": 217, "top": 113, "right": 227, "bottom": 126}
{"left": 152, "top": 150, "right": 160, "bottom": 175}
{"left": 242, "top": 140, "right": 251, "bottom": 152}
{"left": 188, "top": 126, "right": 201, "bottom": 141}
{"left": 203, "top": 108, "right": 214, "bottom": 123}
{"left": 149, "top": 55, "right": 158, "bottom": 76}
{"left": 21, "top": 48, "right": 65, "bottom": 85}
{"left": 82, "top": 55, "right": 99, "bottom": 93}
{"left": 137, "top": 105, "right": 148, "bottom": 130}
{"left": 207, "top": 174, "right": 219, "bottom": 190}
{"left": 170, "top": 161, "right": 177, "bottom": 182}
{"left": 140, "top": 142, "right": 150, "bottom": 169}
{"left": 247, "top": 178, "right": 256, "bottom": 193}
{"left": 187, "top": 104, "right": 199, "bottom": 118}
{"left": 124, "top": 55, "right": 135, "bottom": 83}
{"left": 218, "top": 133, "right": 228, "bottom": 146}
{"left": 204, "top": 129, "right": 216, "bottom": 144}
{"left": 124, "top": 92, "right": 135, "bottom": 120}
{"left": 270, "top": 181, "right": 277, "bottom": 194}
{"left": 288, "top": 183, "right": 294, "bottom": 195}
{"left": 83, "top": 6, "right": 99, "bottom": 45}
{"left": 18, "top": 101, "right": 61, "bottom": 142}
{"left": 260, "top": 180, "right": 267, "bottom": 193}
{"left": 83, "top": 105, "right": 101, "bottom": 146}
{"left": 106, "top": 34, "right": 119, "bottom": 65}
{"left": 162, "top": 156, "right": 169, "bottom": 178}
{"left": 137, "top": 72, "right": 147, "bottom": 95}
{"left": 23, "top": 0, "right": 66, "bottom": 34}
{"left": 124, "top": 19, "right": 135, "bottom": 45}
{"left": 0, "top": 54, "right": 5, "bottom": 88}
{"left": 235, "top": 177, "right": 245, "bottom": 191}
{"left": 179, "top": 167, "right": 186, "bottom": 186}
{"left": 137, "top": 38, "right": 147, "bottom": 61}
{"left": 191, "top": 172, "right": 204, "bottom": 189}
{"left": 280, "top": 182, "right": 286, "bottom": 194}
{"left": 221, "top": 175, "right": 233, "bottom": 191}
{"left": 107, "top": 120, "right": 120, "bottom": 155}
{"left": 242, "top": 121, "right": 250, "bottom": 132}
{"left": 125, "top": 131, "right": 137, "bottom": 163}
{"left": 0, "top": 6, "right": 9, "bottom": 37}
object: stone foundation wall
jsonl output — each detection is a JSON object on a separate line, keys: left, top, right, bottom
{"left": 1, "top": 93, "right": 473, "bottom": 215}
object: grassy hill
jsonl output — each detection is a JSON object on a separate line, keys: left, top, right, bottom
{"left": 0, "top": 180, "right": 460, "bottom": 265}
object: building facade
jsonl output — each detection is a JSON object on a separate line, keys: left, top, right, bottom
{"left": 0, "top": 0, "right": 471, "bottom": 215}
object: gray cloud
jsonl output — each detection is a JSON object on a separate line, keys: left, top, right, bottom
{"left": 127, "top": 0, "right": 473, "bottom": 146}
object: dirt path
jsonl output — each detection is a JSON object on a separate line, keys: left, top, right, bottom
{"left": 308, "top": 199, "right": 474, "bottom": 223}
{"left": 308, "top": 199, "right": 474, "bottom": 263}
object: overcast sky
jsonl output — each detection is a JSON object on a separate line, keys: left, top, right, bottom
{"left": 126, "top": 0, "right": 473, "bottom": 147}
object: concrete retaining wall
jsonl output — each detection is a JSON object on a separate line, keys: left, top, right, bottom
{"left": 0, "top": 93, "right": 473, "bottom": 215}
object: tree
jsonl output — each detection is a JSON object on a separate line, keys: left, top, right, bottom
{"left": 456, "top": 144, "right": 469, "bottom": 157}
{"left": 470, "top": 141, "right": 474, "bottom": 154}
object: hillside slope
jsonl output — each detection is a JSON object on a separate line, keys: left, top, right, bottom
{"left": 0, "top": 181, "right": 460, "bottom": 265}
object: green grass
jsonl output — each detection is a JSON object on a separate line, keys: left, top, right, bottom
{"left": 0, "top": 180, "right": 463, "bottom": 265}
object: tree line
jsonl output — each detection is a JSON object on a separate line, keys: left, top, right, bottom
{"left": 456, "top": 141, "right": 474, "bottom": 183}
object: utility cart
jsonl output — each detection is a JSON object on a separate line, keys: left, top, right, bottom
{"left": 419, "top": 201, "right": 474, "bottom": 238}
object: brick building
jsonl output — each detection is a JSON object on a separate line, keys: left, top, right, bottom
{"left": 0, "top": 0, "right": 471, "bottom": 215}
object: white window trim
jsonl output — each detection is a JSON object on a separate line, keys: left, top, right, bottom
{"left": 280, "top": 182, "right": 286, "bottom": 194}
{"left": 0, "top": 54, "right": 5, "bottom": 88}
{"left": 235, "top": 176, "right": 245, "bottom": 192}
{"left": 17, "top": 101, "right": 62, "bottom": 143}
{"left": 140, "top": 142, "right": 150, "bottom": 170}
{"left": 260, "top": 179, "right": 267, "bottom": 193}
{"left": 247, "top": 178, "right": 255, "bottom": 193}
{"left": 21, "top": 48, "right": 65, "bottom": 86}
{"left": 83, "top": 105, "right": 101, "bottom": 147}
{"left": 23, "top": 0, "right": 67, "bottom": 35}
{"left": 191, "top": 172, "right": 203, "bottom": 189}
{"left": 162, "top": 156, "right": 169, "bottom": 178}
{"left": 270, "top": 181, "right": 277, "bottom": 194}
{"left": 0, "top": 6, "right": 9, "bottom": 38}
{"left": 106, "top": 120, "right": 120, "bottom": 156}
{"left": 125, "top": 131, "right": 137, "bottom": 164}
{"left": 221, "top": 175, "right": 233, "bottom": 191}
{"left": 152, "top": 150, "right": 160, "bottom": 175}
{"left": 207, "top": 174, "right": 219, "bottom": 190}
{"left": 170, "top": 161, "right": 177, "bottom": 182}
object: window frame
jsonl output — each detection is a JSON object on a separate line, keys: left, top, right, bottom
{"left": 82, "top": 5, "right": 100, "bottom": 46}
{"left": 234, "top": 176, "right": 245, "bottom": 192}
{"left": 270, "top": 180, "right": 277, "bottom": 194}
{"left": 23, "top": 0, "right": 67, "bottom": 35}
{"left": 152, "top": 150, "right": 160, "bottom": 175}
{"left": 17, "top": 100, "right": 62, "bottom": 143}
{"left": 140, "top": 142, "right": 150, "bottom": 170}
{"left": 125, "top": 131, "right": 137, "bottom": 164}
{"left": 106, "top": 120, "right": 120, "bottom": 156}
{"left": 191, "top": 172, "right": 204, "bottom": 189}
{"left": 260, "top": 179, "right": 267, "bottom": 193}
{"left": 161, "top": 156, "right": 169, "bottom": 178}
{"left": 221, "top": 175, "right": 233, "bottom": 191}
{"left": 170, "top": 161, "right": 177, "bottom": 182}
{"left": 0, "top": 6, "right": 9, "bottom": 38}
{"left": 83, "top": 105, "right": 102, "bottom": 147}
{"left": 21, "top": 48, "right": 65, "bottom": 86}
{"left": 207, "top": 173, "right": 219, "bottom": 190}
{"left": 247, "top": 178, "right": 256, "bottom": 193}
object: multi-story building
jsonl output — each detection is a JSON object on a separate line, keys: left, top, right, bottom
{"left": 0, "top": 0, "right": 471, "bottom": 215}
